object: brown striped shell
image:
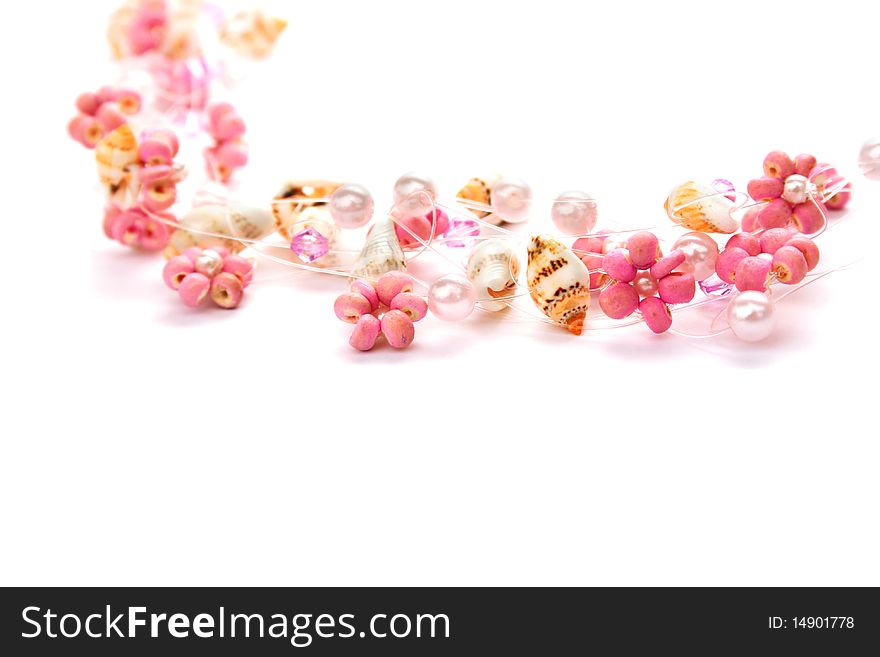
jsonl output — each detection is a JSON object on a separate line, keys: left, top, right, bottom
{"left": 95, "top": 124, "right": 140, "bottom": 207}
{"left": 664, "top": 181, "right": 739, "bottom": 234}
{"left": 526, "top": 235, "right": 591, "bottom": 335}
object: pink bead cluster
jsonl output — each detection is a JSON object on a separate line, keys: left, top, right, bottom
{"left": 67, "top": 86, "right": 142, "bottom": 149}
{"left": 812, "top": 162, "right": 851, "bottom": 211}
{"left": 716, "top": 230, "right": 820, "bottom": 291}
{"left": 334, "top": 272, "right": 428, "bottom": 351}
{"left": 125, "top": 1, "right": 171, "bottom": 55}
{"left": 204, "top": 103, "right": 249, "bottom": 183}
{"left": 394, "top": 208, "right": 450, "bottom": 249}
{"left": 572, "top": 234, "right": 611, "bottom": 290}
{"left": 162, "top": 247, "right": 254, "bottom": 309}
{"left": 598, "top": 231, "right": 696, "bottom": 334}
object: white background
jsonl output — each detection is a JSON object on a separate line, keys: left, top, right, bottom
{"left": 1, "top": 0, "right": 878, "bottom": 585}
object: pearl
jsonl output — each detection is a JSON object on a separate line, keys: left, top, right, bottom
{"left": 490, "top": 177, "right": 532, "bottom": 223}
{"left": 329, "top": 183, "right": 374, "bottom": 229}
{"left": 726, "top": 290, "right": 776, "bottom": 342}
{"left": 602, "top": 236, "right": 628, "bottom": 254}
{"left": 551, "top": 190, "right": 597, "bottom": 235}
{"left": 393, "top": 172, "right": 437, "bottom": 219}
{"left": 671, "top": 231, "right": 719, "bottom": 281}
{"left": 781, "top": 174, "right": 809, "bottom": 205}
{"left": 195, "top": 249, "right": 223, "bottom": 277}
{"left": 859, "top": 138, "right": 880, "bottom": 181}
{"left": 427, "top": 274, "right": 476, "bottom": 321}
{"left": 632, "top": 271, "right": 658, "bottom": 298}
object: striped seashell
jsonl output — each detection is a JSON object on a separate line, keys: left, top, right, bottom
{"left": 526, "top": 235, "right": 591, "bottom": 335}
{"left": 164, "top": 204, "right": 275, "bottom": 258}
{"left": 220, "top": 10, "right": 288, "bottom": 59}
{"left": 272, "top": 179, "right": 342, "bottom": 240}
{"left": 456, "top": 175, "right": 501, "bottom": 223}
{"left": 95, "top": 124, "right": 140, "bottom": 207}
{"left": 352, "top": 218, "right": 406, "bottom": 279}
{"left": 664, "top": 181, "right": 739, "bottom": 234}
{"left": 466, "top": 238, "right": 520, "bottom": 312}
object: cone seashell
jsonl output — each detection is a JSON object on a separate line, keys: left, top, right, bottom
{"left": 95, "top": 124, "right": 141, "bottom": 208}
{"left": 466, "top": 238, "right": 520, "bottom": 312}
{"left": 272, "top": 179, "right": 342, "bottom": 240}
{"left": 164, "top": 204, "right": 275, "bottom": 258}
{"left": 526, "top": 235, "right": 591, "bottom": 335}
{"left": 352, "top": 218, "right": 406, "bottom": 279}
{"left": 457, "top": 174, "right": 502, "bottom": 224}
{"left": 664, "top": 181, "right": 739, "bottom": 234}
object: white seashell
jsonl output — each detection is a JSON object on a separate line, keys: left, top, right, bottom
{"left": 526, "top": 235, "right": 591, "bottom": 335}
{"left": 95, "top": 124, "right": 141, "bottom": 208}
{"left": 352, "top": 218, "right": 406, "bottom": 279}
{"left": 272, "top": 179, "right": 342, "bottom": 239}
{"left": 664, "top": 181, "right": 739, "bottom": 234}
{"left": 466, "top": 239, "right": 520, "bottom": 311}
{"left": 164, "top": 204, "right": 275, "bottom": 258}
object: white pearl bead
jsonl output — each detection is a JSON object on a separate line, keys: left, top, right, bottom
{"left": 551, "top": 190, "right": 598, "bottom": 235}
{"left": 859, "top": 138, "right": 880, "bottom": 181}
{"left": 672, "top": 231, "right": 719, "bottom": 281}
{"left": 632, "top": 271, "right": 658, "bottom": 298}
{"left": 195, "top": 249, "right": 223, "bottom": 277}
{"left": 782, "top": 174, "right": 809, "bottom": 205}
{"left": 428, "top": 274, "right": 476, "bottom": 321}
{"left": 329, "top": 183, "right": 374, "bottom": 229}
{"left": 490, "top": 177, "right": 532, "bottom": 224}
{"left": 726, "top": 290, "right": 776, "bottom": 342}
{"left": 393, "top": 172, "right": 437, "bottom": 219}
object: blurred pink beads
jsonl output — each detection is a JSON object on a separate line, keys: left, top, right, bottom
{"left": 163, "top": 248, "right": 254, "bottom": 309}
{"left": 68, "top": 86, "right": 142, "bottom": 150}
{"left": 204, "top": 103, "right": 249, "bottom": 183}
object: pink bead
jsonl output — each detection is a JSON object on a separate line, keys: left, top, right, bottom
{"left": 725, "top": 233, "right": 761, "bottom": 256}
{"left": 178, "top": 273, "right": 211, "bottom": 307}
{"left": 142, "top": 179, "right": 177, "bottom": 212}
{"left": 183, "top": 247, "right": 203, "bottom": 264}
{"left": 102, "top": 205, "right": 121, "bottom": 238}
{"left": 334, "top": 292, "right": 372, "bottom": 323}
{"left": 380, "top": 310, "right": 415, "bottom": 349}
{"left": 598, "top": 281, "right": 639, "bottom": 319}
{"left": 214, "top": 113, "right": 246, "bottom": 142}
{"left": 715, "top": 246, "right": 749, "bottom": 284}
{"left": 394, "top": 214, "right": 433, "bottom": 247}
{"left": 772, "top": 246, "right": 808, "bottom": 284}
{"left": 376, "top": 271, "right": 415, "bottom": 306}
{"left": 216, "top": 140, "right": 249, "bottom": 168}
{"left": 572, "top": 236, "right": 606, "bottom": 256}
{"left": 139, "top": 139, "right": 173, "bottom": 166}
{"left": 741, "top": 206, "right": 762, "bottom": 233}
{"left": 763, "top": 150, "right": 795, "bottom": 179}
{"left": 784, "top": 237, "right": 820, "bottom": 271}
{"left": 583, "top": 254, "right": 607, "bottom": 290}
{"left": 222, "top": 254, "right": 254, "bottom": 285}
{"left": 793, "top": 153, "right": 817, "bottom": 177}
{"left": 639, "top": 296, "right": 672, "bottom": 334}
{"left": 350, "top": 279, "right": 379, "bottom": 311}
{"left": 390, "top": 292, "right": 428, "bottom": 321}
{"left": 139, "top": 216, "right": 170, "bottom": 251}
{"left": 138, "top": 164, "right": 173, "bottom": 183}
{"left": 791, "top": 202, "right": 825, "bottom": 234}
{"left": 110, "top": 210, "right": 143, "bottom": 246}
{"left": 734, "top": 256, "right": 771, "bottom": 292}
{"left": 95, "top": 103, "right": 127, "bottom": 133}
{"left": 432, "top": 208, "right": 450, "bottom": 236}
{"left": 162, "top": 256, "right": 194, "bottom": 290}
{"left": 759, "top": 227, "right": 794, "bottom": 255}
{"left": 823, "top": 177, "right": 850, "bottom": 210}
{"left": 747, "top": 177, "right": 783, "bottom": 202}
{"left": 95, "top": 86, "right": 119, "bottom": 104}
{"left": 657, "top": 272, "right": 695, "bottom": 304}
{"left": 349, "top": 314, "right": 381, "bottom": 352}
{"left": 210, "top": 246, "right": 230, "bottom": 258}
{"left": 148, "top": 129, "right": 180, "bottom": 156}
{"left": 207, "top": 102, "right": 236, "bottom": 128}
{"left": 69, "top": 115, "right": 104, "bottom": 148}
{"left": 758, "top": 198, "right": 792, "bottom": 229}
{"left": 626, "top": 231, "right": 660, "bottom": 269}
{"left": 129, "top": 11, "right": 166, "bottom": 54}
{"left": 75, "top": 92, "right": 101, "bottom": 116}
{"left": 650, "top": 249, "right": 686, "bottom": 279}
{"left": 573, "top": 237, "right": 608, "bottom": 288}
{"left": 210, "top": 272, "right": 244, "bottom": 309}
{"left": 602, "top": 249, "right": 637, "bottom": 283}
{"left": 116, "top": 89, "right": 142, "bottom": 115}
{"left": 204, "top": 147, "right": 231, "bottom": 183}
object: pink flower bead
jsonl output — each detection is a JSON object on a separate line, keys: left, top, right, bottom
{"left": 390, "top": 292, "right": 428, "bottom": 322}
{"left": 741, "top": 206, "right": 762, "bottom": 233}
{"left": 759, "top": 227, "right": 794, "bottom": 255}
{"left": 791, "top": 202, "right": 824, "bottom": 234}
{"left": 715, "top": 246, "right": 749, "bottom": 284}
{"left": 350, "top": 279, "right": 379, "bottom": 311}
{"left": 598, "top": 281, "right": 639, "bottom": 319}
{"left": 142, "top": 179, "right": 177, "bottom": 212}
{"left": 111, "top": 210, "right": 142, "bottom": 246}
{"left": 734, "top": 256, "right": 771, "bottom": 292}
{"left": 639, "top": 296, "right": 672, "bottom": 334}
{"left": 376, "top": 271, "right": 415, "bottom": 306}
{"left": 602, "top": 249, "right": 637, "bottom": 283}
{"left": 381, "top": 310, "right": 415, "bottom": 349}
{"left": 95, "top": 103, "right": 127, "bottom": 133}
{"left": 772, "top": 246, "right": 808, "bottom": 284}
{"left": 139, "top": 216, "right": 170, "bottom": 251}
{"left": 69, "top": 115, "right": 104, "bottom": 148}
{"left": 334, "top": 292, "right": 372, "bottom": 323}
{"left": 207, "top": 102, "right": 236, "bottom": 128}
{"left": 657, "top": 272, "right": 695, "bottom": 304}
{"left": 763, "top": 150, "right": 795, "bottom": 179}
{"left": 222, "top": 254, "right": 254, "bottom": 285}
{"left": 163, "top": 256, "right": 194, "bottom": 290}
{"left": 350, "top": 314, "right": 381, "bottom": 351}
{"left": 650, "top": 249, "right": 686, "bottom": 279}
{"left": 210, "top": 272, "right": 244, "bottom": 309}
{"left": 626, "top": 231, "right": 659, "bottom": 269}
{"left": 75, "top": 92, "right": 101, "bottom": 116}
{"left": 725, "top": 233, "right": 761, "bottom": 256}
{"left": 793, "top": 153, "right": 817, "bottom": 177}
{"left": 178, "top": 273, "right": 211, "bottom": 307}
{"left": 139, "top": 139, "right": 173, "bottom": 166}
{"left": 757, "top": 198, "right": 792, "bottom": 229}
{"left": 214, "top": 113, "right": 246, "bottom": 142}
{"left": 747, "top": 177, "right": 783, "bottom": 202}
{"left": 784, "top": 237, "right": 820, "bottom": 271}
{"left": 116, "top": 89, "right": 142, "bottom": 115}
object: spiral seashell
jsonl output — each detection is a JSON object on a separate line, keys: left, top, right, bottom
{"left": 220, "top": 10, "right": 287, "bottom": 59}
{"left": 466, "top": 239, "right": 520, "bottom": 312}
{"left": 664, "top": 181, "right": 739, "bottom": 234}
{"left": 272, "top": 179, "right": 342, "bottom": 239}
{"left": 352, "top": 218, "right": 406, "bottom": 279}
{"left": 95, "top": 124, "right": 141, "bottom": 208}
{"left": 164, "top": 204, "right": 275, "bottom": 258}
{"left": 456, "top": 174, "right": 500, "bottom": 223}
{"left": 526, "top": 235, "right": 591, "bottom": 335}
